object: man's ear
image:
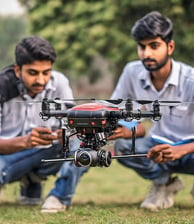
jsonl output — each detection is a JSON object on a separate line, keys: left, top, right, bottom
{"left": 14, "top": 64, "right": 21, "bottom": 78}
{"left": 168, "top": 40, "right": 175, "bottom": 56}
{"left": 14, "top": 64, "right": 25, "bottom": 97}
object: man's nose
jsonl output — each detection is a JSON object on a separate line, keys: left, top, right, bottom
{"left": 36, "top": 74, "right": 45, "bottom": 84}
{"left": 143, "top": 47, "right": 152, "bottom": 58}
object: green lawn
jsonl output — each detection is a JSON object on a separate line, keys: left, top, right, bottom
{"left": 0, "top": 160, "right": 194, "bottom": 224}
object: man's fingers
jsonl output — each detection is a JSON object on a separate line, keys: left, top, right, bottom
{"left": 31, "top": 137, "right": 53, "bottom": 146}
{"left": 152, "top": 144, "right": 170, "bottom": 152}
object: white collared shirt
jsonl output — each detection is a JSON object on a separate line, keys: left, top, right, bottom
{"left": 111, "top": 59, "right": 194, "bottom": 142}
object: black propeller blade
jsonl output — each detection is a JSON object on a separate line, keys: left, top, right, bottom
{"left": 134, "top": 100, "right": 153, "bottom": 105}
{"left": 134, "top": 99, "right": 181, "bottom": 105}
{"left": 15, "top": 97, "right": 191, "bottom": 107}
{"left": 105, "top": 99, "right": 123, "bottom": 104}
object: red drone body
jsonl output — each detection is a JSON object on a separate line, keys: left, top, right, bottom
{"left": 67, "top": 102, "right": 120, "bottom": 134}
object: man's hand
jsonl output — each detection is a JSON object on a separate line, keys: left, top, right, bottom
{"left": 25, "top": 127, "right": 58, "bottom": 148}
{"left": 108, "top": 126, "right": 132, "bottom": 140}
{"left": 108, "top": 122, "right": 145, "bottom": 140}
{"left": 147, "top": 144, "right": 185, "bottom": 163}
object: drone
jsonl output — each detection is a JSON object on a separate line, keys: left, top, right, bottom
{"left": 39, "top": 98, "right": 180, "bottom": 168}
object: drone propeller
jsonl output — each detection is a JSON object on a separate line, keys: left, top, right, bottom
{"left": 105, "top": 99, "right": 123, "bottom": 104}
{"left": 134, "top": 99, "right": 182, "bottom": 105}
{"left": 52, "top": 98, "right": 123, "bottom": 105}
{"left": 104, "top": 98, "right": 182, "bottom": 106}
{"left": 16, "top": 98, "right": 97, "bottom": 104}
{"left": 15, "top": 97, "right": 192, "bottom": 107}
{"left": 17, "top": 100, "right": 42, "bottom": 103}
{"left": 133, "top": 100, "right": 153, "bottom": 105}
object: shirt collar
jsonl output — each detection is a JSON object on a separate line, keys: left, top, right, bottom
{"left": 45, "top": 74, "right": 56, "bottom": 91}
{"left": 139, "top": 59, "right": 179, "bottom": 89}
{"left": 167, "top": 59, "right": 179, "bottom": 86}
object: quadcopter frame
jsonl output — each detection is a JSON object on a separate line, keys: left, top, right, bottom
{"left": 40, "top": 98, "right": 162, "bottom": 167}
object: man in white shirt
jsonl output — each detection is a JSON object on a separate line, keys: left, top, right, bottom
{"left": 108, "top": 11, "right": 194, "bottom": 211}
{"left": 0, "top": 36, "right": 77, "bottom": 205}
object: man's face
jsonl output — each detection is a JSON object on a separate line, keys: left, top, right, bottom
{"left": 137, "top": 37, "right": 174, "bottom": 71}
{"left": 15, "top": 60, "right": 52, "bottom": 97}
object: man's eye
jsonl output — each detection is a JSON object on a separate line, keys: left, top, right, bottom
{"left": 151, "top": 44, "right": 159, "bottom": 49}
{"left": 43, "top": 71, "right": 51, "bottom": 76}
{"left": 29, "top": 71, "right": 37, "bottom": 75}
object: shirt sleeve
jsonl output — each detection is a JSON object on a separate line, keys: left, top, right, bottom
{"left": 50, "top": 71, "right": 75, "bottom": 107}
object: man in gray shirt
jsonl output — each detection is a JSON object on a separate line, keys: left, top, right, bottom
{"left": 109, "top": 11, "right": 194, "bottom": 211}
{"left": 0, "top": 36, "right": 78, "bottom": 205}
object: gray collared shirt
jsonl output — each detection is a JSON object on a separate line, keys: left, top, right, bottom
{"left": 111, "top": 59, "right": 194, "bottom": 142}
{"left": 0, "top": 70, "right": 74, "bottom": 139}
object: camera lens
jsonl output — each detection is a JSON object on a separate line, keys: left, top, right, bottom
{"left": 75, "top": 150, "right": 92, "bottom": 167}
{"left": 74, "top": 149, "right": 112, "bottom": 167}
{"left": 97, "top": 150, "right": 112, "bottom": 167}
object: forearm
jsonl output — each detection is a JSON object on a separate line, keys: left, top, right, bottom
{"left": 135, "top": 123, "right": 146, "bottom": 137}
{"left": 108, "top": 122, "right": 146, "bottom": 140}
{"left": 125, "top": 124, "right": 145, "bottom": 138}
{"left": 175, "top": 142, "right": 194, "bottom": 157}
{"left": 0, "top": 136, "right": 28, "bottom": 154}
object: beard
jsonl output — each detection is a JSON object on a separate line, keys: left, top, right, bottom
{"left": 142, "top": 54, "right": 170, "bottom": 71}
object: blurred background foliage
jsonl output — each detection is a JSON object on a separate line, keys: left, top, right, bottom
{"left": 0, "top": 15, "right": 27, "bottom": 68}
{"left": 1, "top": 0, "right": 194, "bottom": 85}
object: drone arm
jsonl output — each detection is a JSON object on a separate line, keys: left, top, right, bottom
{"left": 40, "top": 110, "right": 68, "bottom": 121}
{"left": 44, "top": 110, "right": 68, "bottom": 117}
{"left": 123, "top": 110, "right": 161, "bottom": 121}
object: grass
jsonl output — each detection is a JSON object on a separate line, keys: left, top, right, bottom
{"left": 0, "top": 160, "right": 194, "bottom": 224}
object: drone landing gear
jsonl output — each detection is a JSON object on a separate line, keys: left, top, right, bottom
{"left": 41, "top": 150, "right": 147, "bottom": 167}
{"left": 41, "top": 126, "right": 147, "bottom": 167}
{"left": 112, "top": 126, "right": 147, "bottom": 159}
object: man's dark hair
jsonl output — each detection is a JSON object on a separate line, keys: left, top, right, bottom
{"left": 15, "top": 36, "right": 56, "bottom": 67}
{"left": 131, "top": 11, "right": 173, "bottom": 43}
